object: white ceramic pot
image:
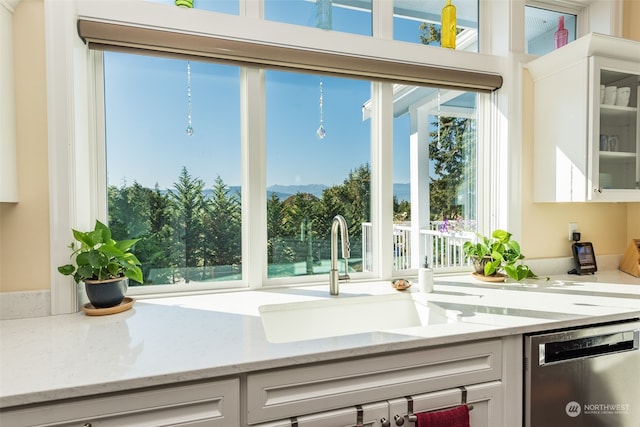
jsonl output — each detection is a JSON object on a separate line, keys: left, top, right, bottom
{"left": 603, "top": 86, "right": 617, "bottom": 105}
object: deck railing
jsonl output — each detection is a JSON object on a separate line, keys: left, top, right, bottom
{"left": 362, "top": 222, "right": 476, "bottom": 272}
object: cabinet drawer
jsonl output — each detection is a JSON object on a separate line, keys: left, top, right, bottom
{"left": 247, "top": 339, "right": 501, "bottom": 424}
{"left": 0, "top": 378, "right": 239, "bottom": 427}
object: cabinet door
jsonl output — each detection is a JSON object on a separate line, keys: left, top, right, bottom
{"left": 0, "top": 379, "right": 239, "bottom": 427}
{"left": 254, "top": 402, "right": 389, "bottom": 427}
{"left": 532, "top": 57, "right": 590, "bottom": 202}
{"left": 387, "top": 381, "right": 503, "bottom": 427}
{"left": 590, "top": 56, "right": 640, "bottom": 201}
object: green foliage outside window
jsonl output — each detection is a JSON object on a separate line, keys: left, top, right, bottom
{"left": 107, "top": 164, "right": 378, "bottom": 285}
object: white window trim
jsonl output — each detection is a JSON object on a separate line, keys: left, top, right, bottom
{"left": 47, "top": 0, "right": 509, "bottom": 314}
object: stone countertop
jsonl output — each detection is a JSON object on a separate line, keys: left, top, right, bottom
{"left": 1, "top": 271, "right": 639, "bottom": 409}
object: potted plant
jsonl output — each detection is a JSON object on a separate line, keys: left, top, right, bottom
{"left": 462, "top": 229, "right": 541, "bottom": 281}
{"left": 58, "top": 220, "right": 143, "bottom": 308}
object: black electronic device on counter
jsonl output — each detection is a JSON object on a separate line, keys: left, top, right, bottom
{"left": 569, "top": 241, "right": 598, "bottom": 275}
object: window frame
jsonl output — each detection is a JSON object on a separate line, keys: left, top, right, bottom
{"left": 47, "top": 0, "right": 507, "bottom": 314}
{"left": 524, "top": 0, "right": 588, "bottom": 56}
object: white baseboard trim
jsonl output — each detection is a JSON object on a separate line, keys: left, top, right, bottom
{"left": 0, "top": 290, "right": 51, "bottom": 320}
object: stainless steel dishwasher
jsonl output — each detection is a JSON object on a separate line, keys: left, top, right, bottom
{"left": 524, "top": 319, "right": 640, "bottom": 427}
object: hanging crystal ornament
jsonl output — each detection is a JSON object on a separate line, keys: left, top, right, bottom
{"left": 185, "top": 61, "right": 194, "bottom": 136}
{"left": 316, "top": 81, "right": 326, "bottom": 139}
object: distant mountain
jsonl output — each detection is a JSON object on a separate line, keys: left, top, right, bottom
{"left": 267, "top": 184, "right": 328, "bottom": 199}
{"left": 165, "top": 183, "right": 411, "bottom": 202}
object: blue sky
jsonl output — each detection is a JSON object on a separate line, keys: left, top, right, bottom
{"left": 105, "top": 1, "right": 429, "bottom": 190}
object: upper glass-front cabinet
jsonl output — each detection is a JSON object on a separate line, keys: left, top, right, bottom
{"left": 528, "top": 33, "right": 640, "bottom": 202}
{"left": 594, "top": 60, "right": 640, "bottom": 194}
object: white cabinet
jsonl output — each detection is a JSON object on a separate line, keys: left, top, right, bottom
{"left": 0, "top": 379, "right": 240, "bottom": 427}
{"left": 0, "top": 1, "right": 18, "bottom": 202}
{"left": 247, "top": 339, "right": 503, "bottom": 426}
{"left": 528, "top": 33, "right": 640, "bottom": 202}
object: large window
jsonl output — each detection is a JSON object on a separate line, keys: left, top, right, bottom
{"left": 102, "top": 52, "right": 482, "bottom": 291}
{"left": 103, "top": 52, "right": 242, "bottom": 289}
{"left": 265, "top": 71, "right": 371, "bottom": 280}
{"left": 368, "top": 86, "right": 478, "bottom": 273}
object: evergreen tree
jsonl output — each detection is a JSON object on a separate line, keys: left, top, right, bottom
{"left": 281, "top": 192, "right": 320, "bottom": 273}
{"left": 428, "top": 116, "right": 475, "bottom": 221}
{"left": 203, "top": 175, "right": 241, "bottom": 268}
{"left": 267, "top": 193, "right": 296, "bottom": 268}
{"left": 318, "top": 163, "right": 370, "bottom": 240}
{"left": 143, "top": 185, "right": 176, "bottom": 284}
{"left": 170, "top": 167, "right": 206, "bottom": 282}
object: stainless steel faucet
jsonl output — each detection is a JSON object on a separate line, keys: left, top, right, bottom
{"left": 329, "top": 215, "right": 350, "bottom": 295}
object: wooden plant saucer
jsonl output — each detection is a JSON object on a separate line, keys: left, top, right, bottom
{"left": 471, "top": 272, "right": 507, "bottom": 283}
{"left": 82, "top": 297, "right": 135, "bottom": 316}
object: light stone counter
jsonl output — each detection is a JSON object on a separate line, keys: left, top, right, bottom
{"left": 1, "top": 271, "right": 639, "bottom": 409}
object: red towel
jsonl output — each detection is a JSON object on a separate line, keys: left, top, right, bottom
{"left": 415, "top": 405, "right": 470, "bottom": 427}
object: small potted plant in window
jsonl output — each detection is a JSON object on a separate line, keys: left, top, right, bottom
{"left": 58, "top": 220, "right": 143, "bottom": 309}
{"left": 462, "top": 229, "right": 541, "bottom": 282}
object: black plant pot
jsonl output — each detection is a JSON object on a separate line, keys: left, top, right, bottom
{"left": 472, "top": 256, "right": 493, "bottom": 275}
{"left": 84, "top": 277, "right": 128, "bottom": 308}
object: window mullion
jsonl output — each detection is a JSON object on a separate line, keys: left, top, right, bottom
{"left": 241, "top": 67, "right": 267, "bottom": 289}
{"left": 372, "top": 0, "right": 393, "bottom": 39}
{"left": 372, "top": 82, "right": 394, "bottom": 279}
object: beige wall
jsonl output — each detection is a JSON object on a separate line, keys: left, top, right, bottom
{"left": 1, "top": 1, "right": 639, "bottom": 293}
{"left": 0, "top": 0, "right": 49, "bottom": 292}
{"left": 623, "top": 0, "right": 640, "bottom": 41}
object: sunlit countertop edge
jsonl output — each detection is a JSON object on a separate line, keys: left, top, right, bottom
{"left": 1, "top": 270, "right": 639, "bottom": 408}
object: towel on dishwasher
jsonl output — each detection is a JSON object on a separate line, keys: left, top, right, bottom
{"left": 415, "top": 405, "right": 469, "bottom": 427}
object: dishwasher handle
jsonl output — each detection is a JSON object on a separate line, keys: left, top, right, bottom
{"left": 539, "top": 329, "right": 640, "bottom": 365}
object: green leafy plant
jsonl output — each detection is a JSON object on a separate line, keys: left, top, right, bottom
{"left": 58, "top": 220, "right": 143, "bottom": 284}
{"left": 462, "top": 229, "right": 542, "bottom": 281}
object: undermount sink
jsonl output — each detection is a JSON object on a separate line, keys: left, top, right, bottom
{"left": 259, "top": 292, "right": 458, "bottom": 343}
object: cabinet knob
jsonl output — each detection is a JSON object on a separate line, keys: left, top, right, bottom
{"left": 380, "top": 418, "right": 391, "bottom": 427}
{"left": 594, "top": 187, "right": 602, "bottom": 193}
{"left": 394, "top": 414, "right": 405, "bottom": 425}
